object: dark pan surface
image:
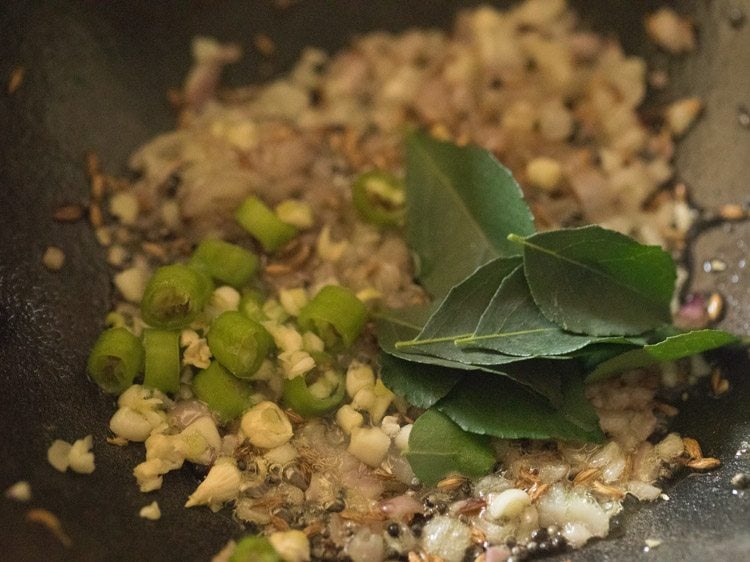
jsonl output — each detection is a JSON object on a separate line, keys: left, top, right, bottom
{"left": 0, "top": 1, "right": 748, "bottom": 560}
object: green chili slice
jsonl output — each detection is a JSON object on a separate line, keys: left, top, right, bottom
{"left": 192, "top": 361, "right": 252, "bottom": 422}
{"left": 140, "top": 264, "right": 213, "bottom": 329}
{"left": 235, "top": 195, "right": 297, "bottom": 253}
{"left": 142, "top": 329, "right": 181, "bottom": 394}
{"left": 297, "top": 285, "right": 366, "bottom": 348}
{"left": 283, "top": 371, "right": 345, "bottom": 418}
{"left": 229, "top": 536, "right": 280, "bottom": 562}
{"left": 189, "top": 239, "right": 258, "bottom": 288}
{"left": 352, "top": 170, "right": 405, "bottom": 227}
{"left": 207, "top": 311, "right": 273, "bottom": 378}
{"left": 87, "top": 327, "right": 144, "bottom": 394}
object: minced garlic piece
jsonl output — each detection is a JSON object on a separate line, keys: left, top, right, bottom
{"left": 348, "top": 426, "right": 391, "bottom": 467}
{"left": 114, "top": 266, "right": 149, "bottom": 303}
{"left": 269, "top": 530, "right": 311, "bottom": 562}
{"left": 109, "top": 192, "right": 140, "bottom": 225}
{"left": 42, "top": 246, "right": 65, "bottom": 271}
{"left": 241, "top": 401, "right": 294, "bottom": 449}
{"left": 5, "top": 480, "right": 32, "bottom": 502}
{"left": 316, "top": 224, "right": 349, "bottom": 262}
{"left": 185, "top": 458, "right": 241, "bottom": 510}
{"left": 47, "top": 436, "right": 95, "bottom": 474}
{"left": 139, "top": 501, "right": 162, "bottom": 521}
{"left": 180, "top": 329, "right": 212, "bottom": 369}
{"left": 279, "top": 288, "right": 308, "bottom": 317}
{"left": 526, "top": 157, "right": 563, "bottom": 191}
{"left": 275, "top": 200, "right": 314, "bottom": 230}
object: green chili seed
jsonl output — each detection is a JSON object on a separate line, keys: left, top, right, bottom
{"left": 235, "top": 195, "right": 297, "bottom": 253}
{"left": 207, "top": 311, "right": 273, "bottom": 378}
{"left": 352, "top": 170, "right": 405, "bottom": 227}
{"left": 142, "top": 329, "right": 181, "bottom": 394}
{"left": 283, "top": 371, "right": 345, "bottom": 418}
{"left": 87, "top": 327, "right": 144, "bottom": 394}
{"left": 297, "top": 285, "right": 366, "bottom": 348}
{"left": 189, "top": 239, "right": 258, "bottom": 288}
{"left": 229, "top": 535, "right": 280, "bottom": 562}
{"left": 192, "top": 361, "right": 252, "bottom": 422}
{"left": 140, "top": 264, "right": 213, "bottom": 329}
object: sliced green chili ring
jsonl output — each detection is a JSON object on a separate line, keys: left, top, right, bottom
{"left": 87, "top": 327, "right": 144, "bottom": 394}
{"left": 142, "top": 329, "right": 181, "bottom": 394}
{"left": 189, "top": 239, "right": 258, "bottom": 288}
{"left": 283, "top": 371, "right": 345, "bottom": 418}
{"left": 192, "top": 361, "right": 252, "bottom": 422}
{"left": 297, "top": 285, "right": 367, "bottom": 348}
{"left": 207, "top": 311, "right": 273, "bottom": 378}
{"left": 352, "top": 170, "right": 406, "bottom": 227}
{"left": 140, "top": 264, "right": 213, "bottom": 329}
{"left": 229, "top": 535, "right": 280, "bottom": 562}
{"left": 235, "top": 195, "right": 298, "bottom": 253}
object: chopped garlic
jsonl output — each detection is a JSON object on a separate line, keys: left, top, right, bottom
{"left": 279, "top": 288, "right": 309, "bottom": 317}
{"left": 487, "top": 488, "right": 531, "bottom": 520}
{"left": 645, "top": 8, "right": 695, "bottom": 54}
{"left": 346, "top": 361, "right": 375, "bottom": 398}
{"left": 262, "top": 298, "right": 288, "bottom": 322}
{"left": 336, "top": 404, "right": 364, "bottom": 434}
{"left": 269, "top": 530, "right": 311, "bottom": 562}
{"left": 110, "top": 407, "right": 158, "bottom": 442}
{"left": 47, "top": 440, "right": 73, "bottom": 472}
{"left": 139, "top": 501, "right": 162, "bottom": 521}
{"left": 278, "top": 349, "right": 315, "bottom": 378}
{"left": 316, "top": 224, "right": 349, "bottom": 262}
{"left": 526, "top": 157, "right": 563, "bottom": 191}
{"left": 369, "top": 380, "right": 395, "bottom": 424}
{"left": 47, "top": 436, "right": 95, "bottom": 474}
{"left": 114, "top": 266, "right": 149, "bottom": 303}
{"left": 182, "top": 337, "right": 212, "bottom": 369}
{"left": 263, "top": 321, "right": 304, "bottom": 352}
{"left": 302, "top": 331, "right": 325, "bottom": 353}
{"left": 394, "top": 424, "right": 412, "bottom": 451}
{"left": 381, "top": 415, "right": 401, "bottom": 438}
{"left": 5, "top": 481, "right": 32, "bottom": 502}
{"left": 275, "top": 200, "right": 314, "bottom": 230}
{"left": 181, "top": 416, "right": 222, "bottom": 463}
{"left": 109, "top": 191, "right": 140, "bottom": 225}
{"left": 205, "top": 286, "right": 241, "bottom": 318}
{"left": 134, "top": 458, "right": 169, "bottom": 492}
{"left": 241, "top": 401, "right": 294, "bottom": 449}
{"left": 110, "top": 385, "right": 169, "bottom": 441}
{"left": 666, "top": 97, "right": 703, "bottom": 137}
{"left": 185, "top": 458, "right": 242, "bottom": 510}
{"left": 42, "top": 246, "right": 65, "bottom": 271}
{"left": 348, "top": 426, "right": 391, "bottom": 467}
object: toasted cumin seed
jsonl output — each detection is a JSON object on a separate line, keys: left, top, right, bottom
{"left": 53, "top": 204, "right": 85, "bottom": 222}
{"left": 687, "top": 457, "right": 721, "bottom": 471}
{"left": 683, "top": 437, "right": 703, "bottom": 460}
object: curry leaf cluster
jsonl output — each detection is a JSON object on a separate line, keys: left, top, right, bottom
{"left": 377, "top": 132, "right": 736, "bottom": 486}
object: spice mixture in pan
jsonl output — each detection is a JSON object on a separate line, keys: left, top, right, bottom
{"left": 42, "top": 2, "right": 744, "bottom": 561}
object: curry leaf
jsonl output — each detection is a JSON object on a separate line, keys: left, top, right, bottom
{"left": 459, "top": 266, "right": 598, "bottom": 356}
{"left": 435, "top": 371, "right": 604, "bottom": 442}
{"left": 406, "top": 132, "right": 534, "bottom": 299}
{"left": 586, "top": 329, "right": 738, "bottom": 382}
{"left": 511, "top": 226, "right": 676, "bottom": 336}
{"left": 406, "top": 408, "right": 496, "bottom": 486}
{"left": 377, "top": 310, "right": 564, "bottom": 406}
{"left": 379, "top": 352, "right": 463, "bottom": 409}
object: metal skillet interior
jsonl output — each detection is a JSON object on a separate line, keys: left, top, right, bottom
{"left": 0, "top": 0, "right": 748, "bottom": 560}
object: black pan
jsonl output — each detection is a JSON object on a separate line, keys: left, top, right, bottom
{"left": 1, "top": 1, "right": 749, "bottom": 560}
